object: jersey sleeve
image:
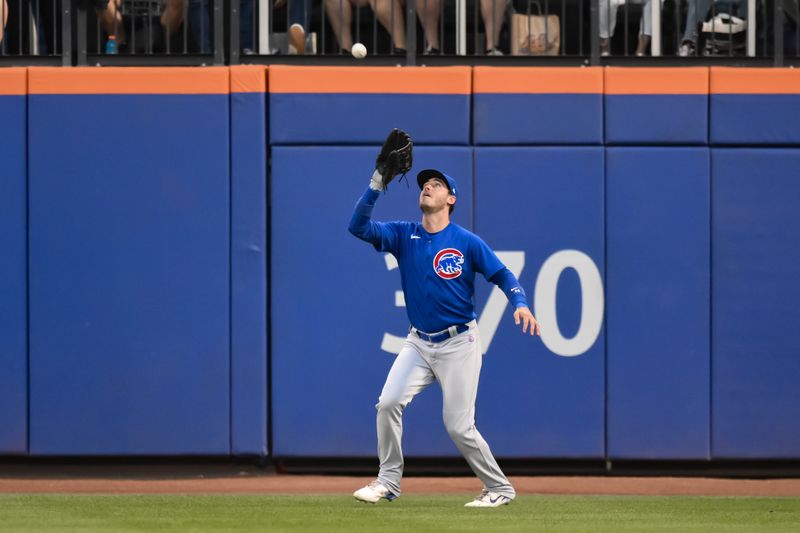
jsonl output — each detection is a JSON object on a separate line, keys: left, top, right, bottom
{"left": 470, "top": 235, "right": 506, "bottom": 280}
{"left": 472, "top": 236, "right": 528, "bottom": 308}
{"left": 348, "top": 187, "right": 404, "bottom": 254}
{"left": 489, "top": 268, "right": 529, "bottom": 309}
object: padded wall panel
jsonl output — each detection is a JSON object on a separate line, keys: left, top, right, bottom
{"left": 711, "top": 68, "right": 800, "bottom": 145}
{"left": 28, "top": 68, "right": 231, "bottom": 455}
{"left": 0, "top": 69, "right": 28, "bottom": 454}
{"left": 271, "top": 146, "right": 473, "bottom": 456}
{"left": 230, "top": 66, "right": 268, "bottom": 456}
{"left": 269, "top": 66, "right": 471, "bottom": 145}
{"left": 606, "top": 148, "right": 710, "bottom": 459}
{"left": 605, "top": 68, "right": 708, "bottom": 145}
{"left": 712, "top": 149, "right": 800, "bottom": 458}
{"left": 474, "top": 147, "right": 605, "bottom": 457}
{"left": 473, "top": 67, "right": 603, "bottom": 145}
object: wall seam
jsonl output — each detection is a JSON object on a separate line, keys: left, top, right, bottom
{"left": 25, "top": 68, "right": 31, "bottom": 457}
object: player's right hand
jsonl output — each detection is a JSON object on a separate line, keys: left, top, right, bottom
{"left": 514, "top": 306, "right": 541, "bottom": 336}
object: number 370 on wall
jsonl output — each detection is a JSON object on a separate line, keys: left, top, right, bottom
{"left": 382, "top": 250, "right": 604, "bottom": 358}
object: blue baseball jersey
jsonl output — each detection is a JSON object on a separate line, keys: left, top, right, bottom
{"left": 350, "top": 188, "right": 526, "bottom": 333}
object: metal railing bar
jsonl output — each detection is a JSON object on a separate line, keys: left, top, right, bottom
{"left": 775, "top": 0, "right": 784, "bottom": 65}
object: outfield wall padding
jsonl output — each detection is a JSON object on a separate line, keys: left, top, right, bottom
{"left": 4, "top": 66, "right": 800, "bottom": 460}
{"left": 711, "top": 148, "right": 800, "bottom": 458}
{"left": 230, "top": 66, "right": 269, "bottom": 456}
{"left": 606, "top": 147, "right": 711, "bottom": 459}
{"left": 473, "top": 147, "right": 606, "bottom": 457}
{"left": 472, "top": 67, "right": 603, "bottom": 145}
{"left": 604, "top": 68, "right": 708, "bottom": 145}
{"left": 27, "top": 68, "right": 232, "bottom": 455}
{"left": 710, "top": 68, "right": 800, "bottom": 146}
{"left": 0, "top": 69, "right": 28, "bottom": 454}
{"left": 268, "top": 66, "right": 472, "bottom": 145}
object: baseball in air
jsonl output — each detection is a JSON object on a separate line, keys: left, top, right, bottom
{"left": 351, "top": 42, "right": 367, "bottom": 59}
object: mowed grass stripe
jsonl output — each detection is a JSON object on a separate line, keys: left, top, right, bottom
{"left": 0, "top": 494, "right": 799, "bottom": 532}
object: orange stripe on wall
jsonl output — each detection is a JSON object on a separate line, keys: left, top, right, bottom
{"left": 605, "top": 67, "right": 708, "bottom": 95}
{"left": 711, "top": 67, "right": 800, "bottom": 94}
{"left": 28, "top": 67, "right": 230, "bottom": 95}
{"left": 230, "top": 65, "right": 267, "bottom": 93}
{"left": 269, "top": 66, "right": 472, "bottom": 94}
{"left": 0, "top": 68, "right": 27, "bottom": 96}
{"left": 473, "top": 67, "right": 603, "bottom": 94}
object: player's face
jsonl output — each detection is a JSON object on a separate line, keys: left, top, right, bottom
{"left": 419, "top": 178, "right": 453, "bottom": 214}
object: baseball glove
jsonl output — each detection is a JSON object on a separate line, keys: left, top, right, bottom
{"left": 375, "top": 129, "right": 413, "bottom": 190}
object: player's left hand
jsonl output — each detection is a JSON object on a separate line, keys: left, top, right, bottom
{"left": 514, "top": 306, "right": 541, "bottom": 336}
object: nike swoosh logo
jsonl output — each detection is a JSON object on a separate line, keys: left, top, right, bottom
{"left": 489, "top": 495, "right": 504, "bottom": 504}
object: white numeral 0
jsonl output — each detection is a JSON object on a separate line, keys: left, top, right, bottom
{"left": 534, "top": 250, "right": 604, "bottom": 357}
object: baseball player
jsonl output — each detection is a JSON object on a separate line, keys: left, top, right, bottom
{"left": 348, "top": 157, "right": 541, "bottom": 507}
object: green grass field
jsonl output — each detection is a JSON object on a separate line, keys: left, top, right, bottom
{"left": 1, "top": 494, "right": 799, "bottom": 532}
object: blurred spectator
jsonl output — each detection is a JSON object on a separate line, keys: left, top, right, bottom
{"left": 482, "top": 0, "right": 508, "bottom": 55}
{"left": 274, "top": 0, "right": 312, "bottom": 54}
{"left": 0, "top": 1, "right": 7, "bottom": 46}
{"left": 160, "top": 0, "right": 183, "bottom": 36}
{"left": 1, "top": 0, "right": 61, "bottom": 54}
{"left": 325, "top": 0, "right": 441, "bottom": 54}
{"left": 95, "top": 0, "right": 126, "bottom": 48}
{"left": 678, "top": 0, "right": 710, "bottom": 56}
{"left": 599, "top": 0, "right": 652, "bottom": 56}
{"left": 161, "top": 0, "right": 215, "bottom": 53}
{"left": 679, "top": 1, "right": 749, "bottom": 57}
{"left": 84, "top": 0, "right": 193, "bottom": 54}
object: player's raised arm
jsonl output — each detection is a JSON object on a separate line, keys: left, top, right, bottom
{"left": 348, "top": 184, "right": 383, "bottom": 245}
{"left": 348, "top": 129, "right": 413, "bottom": 248}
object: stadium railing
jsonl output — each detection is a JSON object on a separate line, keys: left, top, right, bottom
{"left": 0, "top": 0, "right": 795, "bottom": 66}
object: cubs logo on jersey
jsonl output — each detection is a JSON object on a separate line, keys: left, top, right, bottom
{"left": 433, "top": 248, "right": 465, "bottom": 279}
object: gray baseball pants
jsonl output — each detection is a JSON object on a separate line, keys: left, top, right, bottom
{"left": 375, "top": 320, "right": 515, "bottom": 499}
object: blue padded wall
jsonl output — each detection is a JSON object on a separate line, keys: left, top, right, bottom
{"left": 605, "top": 96, "right": 708, "bottom": 145}
{"left": 712, "top": 149, "right": 800, "bottom": 458}
{"left": 270, "top": 94, "right": 471, "bottom": 145}
{"left": 474, "top": 94, "right": 604, "bottom": 145}
{"left": 710, "top": 69, "right": 800, "bottom": 145}
{"left": 28, "top": 94, "right": 231, "bottom": 454}
{"left": 230, "top": 69, "right": 268, "bottom": 456}
{"left": 269, "top": 66, "right": 471, "bottom": 145}
{"left": 604, "top": 68, "right": 708, "bottom": 146}
{"left": 0, "top": 83, "right": 28, "bottom": 454}
{"left": 606, "top": 148, "right": 710, "bottom": 459}
{"left": 710, "top": 95, "right": 800, "bottom": 146}
{"left": 271, "top": 146, "right": 474, "bottom": 456}
{"left": 474, "top": 147, "right": 605, "bottom": 457}
{"left": 472, "top": 67, "right": 604, "bottom": 146}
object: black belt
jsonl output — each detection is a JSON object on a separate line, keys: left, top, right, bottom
{"left": 410, "top": 323, "right": 470, "bottom": 343}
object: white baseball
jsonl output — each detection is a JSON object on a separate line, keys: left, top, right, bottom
{"left": 351, "top": 42, "right": 367, "bottom": 59}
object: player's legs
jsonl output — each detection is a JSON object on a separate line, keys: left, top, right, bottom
{"left": 429, "top": 327, "right": 515, "bottom": 499}
{"left": 375, "top": 341, "right": 435, "bottom": 496}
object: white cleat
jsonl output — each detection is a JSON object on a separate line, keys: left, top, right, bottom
{"left": 464, "top": 490, "right": 513, "bottom": 508}
{"left": 353, "top": 480, "right": 398, "bottom": 503}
